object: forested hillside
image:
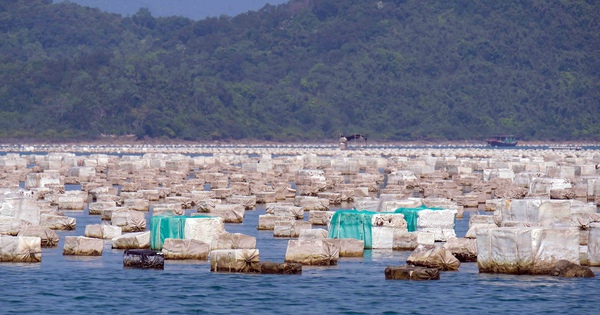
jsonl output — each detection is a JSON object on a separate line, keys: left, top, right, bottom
{"left": 1, "top": 0, "right": 599, "bottom": 141}
{"left": 62, "top": 0, "right": 289, "bottom": 20}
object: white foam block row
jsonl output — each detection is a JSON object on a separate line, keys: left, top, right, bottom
{"left": 85, "top": 224, "right": 122, "bottom": 239}
{"left": 57, "top": 194, "right": 86, "bottom": 210}
{"left": 353, "top": 198, "right": 380, "bottom": 212}
{"left": 153, "top": 208, "right": 185, "bottom": 216}
{"left": 298, "top": 228, "right": 328, "bottom": 241}
{"left": 88, "top": 201, "right": 117, "bottom": 215}
{"left": 112, "top": 231, "right": 150, "bottom": 249}
{"left": 211, "top": 204, "right": 245, "bottom": 223}
{"left": 257, "top": 215, "right": 294, "bottom": 230}
{"left": 0, "top": 217, "right": 29, "bottom": 236}
{"left": 1, "top": 197, "right": 41, "bottom": 225}
{"left": 17, "top": 226, "right": 59, "bottom": 247}
{"left": 417, "top": 210, "right": 457, "bottom": 241}
{"left": 587, "top": 223, "right": 600, "bottom": 266}
{"left": 339, "top": 238, "right": 364, "bottom": 257}
{"left": 63, "top": 236, "right": 103, "bottom": 256}
{"left": 266, "top": 203, "right": 304, "bottom": 219}
{"left": 111, "top": 210, "right": 145, "bottom": 232}
{"left": 162, "top": 238, "right": 209, "bottom": 260}
{"left": 25, "top": 171, "right": 61, "bottom": 189}
{"left": 40, "top": 214, "right": 76, "bottom": 230}
{"left": 285, "top": 239, "right": 340, "bottom": 265}
{"left": 531, "top": 227, "right": 579, "bottom": 272}
{"left": 123, "top": 199, "right": 150, "bottom": 212}
{"left": 379, "top": 199, "right": 423, "bottom": 212}
{"left": 417, "top": 232, "right": 435, "bottom": 245}
{"left": 184, "top": 217, "right": 225, "bottom": 246}
{"left": 308, "top": 211, "right": 334, "bottom": 225}
{"left": 529, "top": 178, "right": 572, "bottom": 195}
{"left": 537, "top": 200, "right": 572, "bottom": 226}
{"left": 102, "top": 225, "right": 122, "bottom": 239}
{"left": 273, "top": 221, "right": 312, "bottom": 238}
{"left": 465, "top": 224, "right": 498, "bottom": 239}
{"left": 297, "top": 197, "right": 329, "bottom": 211}
{"left": 370, "top": 214, "right": 408, "bottom": 249}
{"left": 465, "top": 215, "right": 497, "bottom": 239}
{"left": 211, "top": 232, "right": 256, "bottom": 250}
{"left": 210, "top": 249, "right": 260, "bottom": 272}
{"left": 497, "top": 199, "right": 539, "bottom": 224}
{"left": 226, "top": 195, "right": 256, "bottom": 209}
{"left": 469, "top": 215, "right": 496, "bottom": 228}
{"left": 372, "top": 213, "right": 407, "bottom": 229}
{"left": 0, "top": 235, "right": 42, "bottom": 262}
{"left": 371, "top": 227, "right": 394, "bottom": 249}
{"left": 417, "top": 210, "right": 457, "bottom": 229}
{"left": 498, "top": 199, "right": 582, "bottom": 227}
{"left": 477, "top": 227, "right": 579, "bottom": 274}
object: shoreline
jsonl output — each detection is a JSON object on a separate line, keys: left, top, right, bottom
{"left": 1, "top": 134, "right": 599, "bottom": 147}
{"left": 0, "top": 140, "right": 598, "bottom": 155}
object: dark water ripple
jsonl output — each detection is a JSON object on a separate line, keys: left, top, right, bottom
{"left": 1, "top": 209, "right": 600, "bottom": 314}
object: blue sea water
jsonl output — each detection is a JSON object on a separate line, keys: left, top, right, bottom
{"left": 1, "top": 206, "right": 599, "bottom": 315}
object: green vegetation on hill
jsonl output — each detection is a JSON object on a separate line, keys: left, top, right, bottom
{"left": 1, "top": 0, "right": 599, "bottom": 141}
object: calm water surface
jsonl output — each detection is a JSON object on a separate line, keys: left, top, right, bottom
{"left": 1, "top": 207, "right": 598, "bottom": 315}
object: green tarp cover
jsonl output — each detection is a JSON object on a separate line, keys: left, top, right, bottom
{"left": 328, "top": 210, "right": 376, "bottom": 249}
{"left": 393, "top": 205, "right": 443, "bottom": 232}
{"left": 150, "top": 216, "right": 187, "bottom": 250}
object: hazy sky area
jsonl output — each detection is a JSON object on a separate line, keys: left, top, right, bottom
{"left": 57, "top": 0, "right": 289, "bottom": 20}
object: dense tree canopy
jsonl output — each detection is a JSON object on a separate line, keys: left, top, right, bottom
{"left": 1, "top": 0, "right": 599, "bottom": 141}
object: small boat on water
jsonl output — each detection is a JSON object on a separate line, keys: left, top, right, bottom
{"left": 486, "top": 135, "right": 518, "bottom": 147}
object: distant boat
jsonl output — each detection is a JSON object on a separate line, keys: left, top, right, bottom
{"left": 486, "top": 135, "right": 518, "bottom": 147}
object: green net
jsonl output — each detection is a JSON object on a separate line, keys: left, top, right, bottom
{"left": 328, "top": 210, "right": 376, "bottom": 249}
{"left": 149, "top": 216, "right": 188, "bottom": 250}
{"left": 393, "top": 205, "right": 443, "bottom": 232}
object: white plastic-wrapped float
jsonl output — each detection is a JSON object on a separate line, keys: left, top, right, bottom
{"left": 162, "top": 238, "right": 209, "bottom": 260}
{"left": 210, "top": 249, "right": 260, "bottom": 272}
{"left": 284, "top": 238, "right": 340, "bottom": 266}
{"left": 477, "top": 227, "right": 579, "bottom": 274}
{"left": 184, "top": 216, "right": 225, "bottom": 245}
{"left": 63, "top": 236, "right": 103, "bottom": 256}
{"left": 112, "top": 231, "right": 151, "bottom": 249}
{"left": 85, "top": 224, "right": 122, "bottom": 239}
{"left": 0, "top": 235, "right": 42, "bottom": 262}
